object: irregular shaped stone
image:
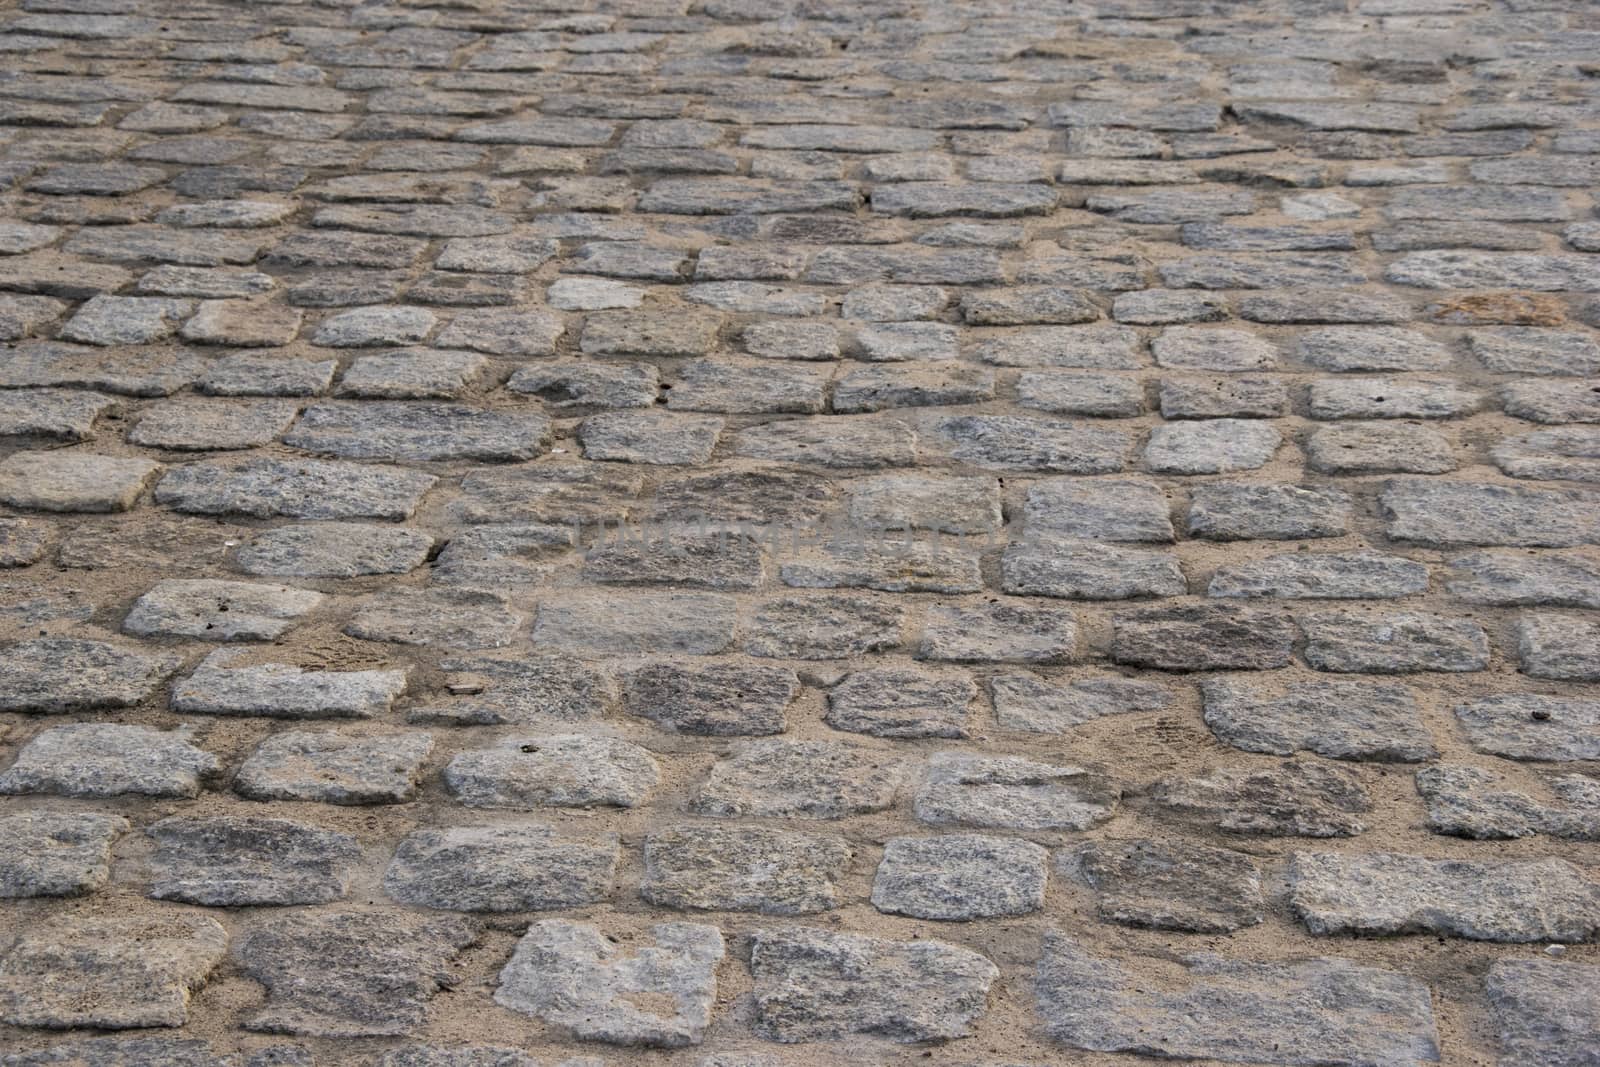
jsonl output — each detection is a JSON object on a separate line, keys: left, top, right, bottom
{"left": 1159, "top": 375, "right": 1289, "bottom": 419}
{"left": 1289, "top": 852, "right": 1600, "bottom": 943}
{"left": 0, "top": 451, "right": 159, "bottom": 513}
{"left": 1018, "top": 371, "right": 1144, "bottom": 417}
{"left": 972, "top": 325, "right": 1141, "bottom": 369}
{"left": 1417, "top": 765, "right": 1600, "bottom": 841}
{"left": 0, "top": 518, "right": 50, "bottom": 568}
{"left": 1493, "top": 427, "right": 1600, "bottom": 483}
{"left": 1002, "top": 538, "right": 1186, "bottom": 600}
{"left": 1387, "top": 251, "right": 1600, "bottom": 291}
{"left": 579, "top": 411, "right": 722, "bottom": 465}
{"left": 1151, "top": 759, "right": 1372, "bottom": 837}
{"left": 733, "top": 415, "right": 916, "bottom": 469}
{"left": 1301, "top": 611, "right": 1487, "bottom": 673}
{"left": 990, "top": 672, "right": 1170, "bottom": 733}
{"left": 580, "top": 309, "right": 721, "bottom": 358}
{"left": 1202, "top": 676, "right": 1435, "bottom": 761}
{"left": 1487, "top": 959, "right": 1600, "bottom": 1067}
{"left": 744, "top": 594, "right": 904, "bottom": 658}
{"left": 1035, "top": 933, "right": 1440, "bottom": 1066}
{"left": 1502, "top": 379, "right": 1600, "bottom": 425}
{"left": 846, "top": 474, "right": 999, "bottom": 535}
{"left": 147, "top": 816, "right": 358, "bottom": 906}
{"left": 416, "top": 653, "right": 613, "bottom": 728}
{"left": 642, "top": 826, "right": 851, "bottom": 916}
{"left": 237, "top": 522, "right": 434, "bottom": 579}
{"left": 130, "top": 398, "right": 300, "bottom": 452}
{"left": 1145, "top": 419, "right": 1281, "bottom": 474}
{"left": 1447, "top": 551, "right": 1600, "bottom": 609}
{"left": 0, "top": 637, "right": 179, "bottom": 711}
{"left": 347, "top": 588, "right": 523, "bottom": 650}
{"left": 384, "top": 825, "right": 617, "bottom": 912}
{"left": 0, "top": 914, "right": 227, "bottom": 1030}
{"left": 920, "top": 601, "right": 1078, "bottom": 664}
{"left": 1151, "top": 327, "right": 1278, "bottom": 371}
{"left": 285, "top": 401, "right": 550, "bottom": 463}
{"left": 1112, "top": 604, "right": 1295, "bottom": 670}
{"left": 1518, "top": 613, "right": 1600, "bottom": 681}
{"left": 0, "top": 723, "right": 219, "bottom": 799}
{"left": 1210, "top": 551, "right": 1429, "bottom": 599}
{"left": 157, "top": 456, "right": 435, "bottom": 521}
{"left": 238, "top": 910, "right": 476, "bottom": 1037}
{"left": 445, "top": 734, "right": 658, "bottom": 811}
{"left": 915, "top": 751, "right": 1118, "bottom": 831}
{"left": 1061, "top": 839, "right": 1265, "bottom": 933}
{"left": 60, "top": 295, "right": 192, "bottom": 345}
{"left": 172, "top": 649, "right": 407, "bottom": 720}
{"left": 0, "top": 389, "right": 116, "bottom": 441}
{"left": 534, "top": 592, "right": 734, "bottom": 655}
{"left": 1457, "top": 695, "right": 1600, "bottom": 762}
{"left": 780, "top": 541, "right": 981, "bottom": 595}
{"left": 235, "top": 730, "right": 433, "bottom": 805}
{"left": 198, "top": 353, "right": 336, "bottom": 397}
{"left": 1382, "top": 479, "right": 1600, "bottom": 547}
{"left": 622, "top": 661, "right": 797, "bottom": 736}
{"left": 311, "top": 306, "right": 436, "bottom": 347}
{"left": 834, "top": 363, "right": 994, "bottom": 413}
{"left": 124, "top": 578, "right": 322, "bottom": 641}
{"left": 826, "top": 667, "right": 975, "bottom": 740}
{"left": 692, "top": 739, "right": 903, "bottom": 820}
{"left": 508, "top": 361, "right": 658, "bottom": 411}
{"left": 1309, "top": 377, "right": 1483, "bottom": 420}
{"left": 0, "top": 811, "right": 128, "bottom": 898}
{"left": 872, "top": 834, "right": 1047, "bottom": 920}
{"left": 496, "top": 920, "right": 723, "bottom": 1048}
{"left": 933, "top": 414, "right": 1127, "bottom": 473}
{"left": 751, "top": 927, "right": 997, "bottom": 1044}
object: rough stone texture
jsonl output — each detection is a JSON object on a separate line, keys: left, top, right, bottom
{"left": 751, "top": 927, "right": 998, "bottom": 1043}
{"left": 236, "top": 910, "right": 477, "bottom": 1037}
{"left": 2, "top": 5, "right": 1598, "bottom": 1064}
{"left": 1487, "top": 959, "right": 1600, "bottom": 1067}
{"left": 1288, "top": 852, "right": 1600, "bottom": 943}
{"left": 495, "top": 921, "right": 723, "bottom": 1048}
{"left": 147, "top": 816, "right": 360, "bottom": 906}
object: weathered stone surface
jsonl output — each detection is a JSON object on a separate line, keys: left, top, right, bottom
{"left": 933, "top": 414, "right": 1128, "bottom": 473}
{"left": 1159, "top": 375, "right": 1289, "bottom": 419}
{"left": 1210, "top": 551, "right": 1429, "bottom": 599}
{"left": 1189, "top": 483, "right": 1351, "bottom": 540}
{"left": 285, "top": 401, "right": 550, "bottom": 463}
{"left": 0, "top": 451, "right": 159, "bottom": 513}
{"left": 744, "top": 594, "right": 904, "bottom": 658}
{"left": 580, "top": 411, "right": 722, "bottom": 465}
{"left": 496, "top": 921, "right": 723, "bottom": 1048}
{"left": 1487, "top": 959, "right": 1600, "bottom": 1067}
{"left": 1203, "top": 676, "right": 1435, "bottom": 761}
{"left": 734, "top": 415, "right": 916, "bottom": 468}
{"left": 237, "top": 522, "right": 433, "bottom": 579}
{"left": 622, "top": 661, "right": 797, "bottom": 736}
{"left": 235, "top": 730, "right": 433, "bottom": 805}
{"left": 872, "top": 834, "right": 1047, "bottom": 920}
{"left": 915, "top": 751, "right": 1117, "bottom": 831}
{"left": 1112, "top": 604, "right": 1295, "bottom": 670}
{"left": 919, "top": 601, "right": 1078, "bottom": 664}
{"left": 0, "top": 811, "right": 128, "bottom": 898}
{"left": 1417, "top": 765, "right": 1600, "bottom": 842}
{"left": 445, "top": 735, "right": 659, "bottom": 810}
{"left": 1061, "top": 839, "right": 1264, "bottom": 933}
{"left": 693, "top": 740, "right": 903, "bottom": 820}
{"left": 1145, "top": 419, "right": 1282, "bottom": 474}
{"left": 0, "top": 388, "right": 116, "bottom": 441}
{"left": 0, "top": 914, "right": 227, "bottom": 1030}
{"left": 0, "top": 637, "right": 178, "bottom": 711}
{"left": 237, "top": 910, "right": 476, "bottom": 1037}
{"left": 642, "top": 826, "right": 851, "bottom": 916}
{"left": 124, "top": 578, "right": 323, "bottom": 641}
{"left": 1309, "top": 377, "right": 1483, "bottom": 420}
{"left": 1447, "top": 551, "right": 1600, "bottom": 609}
{"left": 826, "top": 666, "right": 975, "bottom": 739}
{"left": 583, "top": 531, "right": 765, "bottom": 590}
{"left": 1036, "top": 934, "right": 1440, "bottom": 1066}
{"left": 1289, "top": 852, "right": 1600, "bottom": 943}
{"left": 1151, "top": 759, "right": 1372, "bottom": 837}
{"left": 1456, "top": 695, "right": 1600, "bottom": 762}
{"left": 418, "top": 653, "right": 613, "bottom": 727}
{"left": 147, "top": 816, "right": 359, "bottom": 906}
{"left": 1381, "top": 479, "right": 1600, "bottom": 547}
{"left": 751, "top": 927, "right": 997, "bottom": 1043}
{"left": 173, "top": 649, "right": 407, "bottom": 719}
{"left": 1308, "top": 422, "right": 1456, "bottom": 474}
{"left": 1518, "top": 613, "right": 1600, "bottom": 681}
{"left": 0, "top": 723, "right": 219, "bottom": 799}
{"left": 347, "top": 588, "right": 523, "bottom": 650}
{"left": 157, "top": 458, "right": 436, "bottom": 521}
{"left": 534, "top": 592, "right": 735, "bottom": 655}
{"left": 1301, "top": 611, "right": 1489, "bottom": 673}
{"left": 1152, "top": 327, "right": 1278, "bottom": 371}
{"left": 130, "top": 398, "right": 300, "bottom": 451}
{"left": 384, "top": 826, "right": 617, "bottom": 912}
{"left": 1003, "top": 538, "right": 1186, "bottom": 600}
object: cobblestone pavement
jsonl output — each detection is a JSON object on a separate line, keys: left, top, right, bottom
{"left": 0, "top": 0, "right": 1598, "bottom": 1064}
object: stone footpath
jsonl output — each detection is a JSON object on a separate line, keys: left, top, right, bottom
{"left": 0, "top": 0, "right": 1597, "bottom": 1064}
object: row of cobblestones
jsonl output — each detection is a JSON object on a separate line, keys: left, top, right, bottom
{"left": 0, "top": 0, "right": 1597, "bottom": 1065}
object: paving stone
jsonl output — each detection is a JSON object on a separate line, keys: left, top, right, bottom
{"left": 235, "top": 730, "right": 433, "bottom": 805}
{"left": 0, "top": 636, "right": 178, "bottom": 711}
{"left": 130, "top": 398, "right": 300, "bottom": 451}
{"left": 1202, "top": 676, "right": 1436, "bottom": 761}
{"left": 835, "top": 363, "right": 994, "bottom": 412}
{"left": 173, "top": 649, "right": 408, "bottom": 720}
{"left": 238, "top": 910, "right": 476, "bottom": 1037}
{"left": 744, "top": 594, "right": 904, "bottom": 659}
{"left": 311, "top": 306, "right": 436, "bottom": 347}
{"left": 0, "top": 451, "right": 160, "bottom": 513}
{"left": 642, "top": 826, "right": 851, "bottom": 916}
{"left": 147, "top": 815, "right": 358, "bottom": 907}
{"left": 124, "top": 578, "right": 323, "bottom": 641}
{"left": 1151, "top": 327, "right": 1277, "bottom": 371}
{"left": 1518, "top": 613, "right": 1600, "bottom": 681}
{"left": 1381, "top": 479, "right": 1600, "bottom": 547}
{"left": 1417, "top": 765, "right": 1600, "bottom": 841}
{"left": 1112, "top": 604, "right": 1295, "bottom": 670}
{"left": 0, "top": 294, "right": 67, "bottom": 341}
{"left": 750, "top": 927, "right": 997, "bottom": 1044}
{"left": 347, "top": 588, "right": 523, "bottom": 649}
{"left": 180, "top": 300, "right": 304, "bottom": 347}
{"left": 580, "top": 411, "right": 722, "bottom": 465}
{"left": 692, "top": 739, "right": 903, "bottom": 820}
{"left": 0, "top": 518, "right": 51, "bottom": 568}
{"left": 534, "top": 592, "right": 734, "bottom": 654}
{"left": 667, "top": 359, "right": 828, "bottom": 414}
{"left": 971, "top": 325, "right": 1141, "bottom": 370}
{"left": 872, "top": 834, "right": 1048, "bottom": 920}
{"left": 1447, "top": 551, "right": 1600, "bottom": 609}
{"left": 198, "top": 353, "right": 336, "bottom": 397}
{"left": 1210, "top": 551, "right": 1430, "bottom": 599}
{"left": 622, "top": 661, "right": 798, "bottom": 736}
{"left": 1486, "top": 959, "right": 1600, "bottom": 1067}
{"left": 1159, "top": 375, "right": 1289, "bottom": 419}
{"left": 825, "top": 666, "right": 975, "bottom": 740}
{"left": 1061, "top": 839, "right": 1265, "bottom": 933}
{"left": 1017, "top": 371, "right": 1143, "bottom": 416}
{"left": 580, "top": 309, "right": 722, "bottom": 357}
{"left": 285, "top": 401, "right": 550, "bottom": 463}
{"left": 416, "top": 653, "right": 613, "bottom": 727}
{"left": 733, "top": 415, "right": 917, "bottom": 468}
{"left": 934, "top": 414, "right": 1128, "bottom": 472}
{"left": 496, "top": 921, "right": 722, "bottom": 1048}
{"left": 918, "top": 601, "right": 1078, "bottom": 664}
{"left": 914, "top": 751, "right": 1118, "bottom": 831}
{"left": 0, "top": 811, "right": 128, "bottom": 898}
{"left": 1493, "top": 427, "right": 1600, "bottom": 483}
{"left": 1002, "top": 538, "right": 1186, "bottom": 600}
{"left": 384, "top": 825, "right": 617, "bottom": 912}
{"left": 57, "top": 295, "right": 191, "bottom": 346}
{"left": 236, "top": 522, "right": 434, "bottom": 579}
{"left": 157, "top": 458, "right": 436, "bottom": 521}
{"left": 0, "top": 723, "right": 220, "bottom": 799}
{"left": 1144, "top": 419, "right": 1282, "bottom": 474}
{"left": 1502, "top": 379, "right": 1600, "bottom": 425}
{"left": 1289, "top": 852, "right": 1600, "bottom": 942}
{"left": 0, "top": 389, "right": 117, "bottom": 441}
{"left": 1309, "top": 377, "right": 1483, "bottom": 419}
{"left": 742, "top": 320, "right": 839, "bottom": 361}
{"left": 1035, "top": 933, "right": 1440, "bottom": 1066}
{"left": 1150, "top": 758, "right": 1372, "bottom": 837}
{"left": 373, "top": 1047, "right": 544, "bottom": 1067}
{"left": 335, "top": 350, "right": 485, "bottom": 400}
{"left": 779, "top": 541, "right": 981, "bottom": 595}
{"left": 0, "top": 913, "right": 227, "bottom": 1030}
{"left": 445, "top": 735, "right": 658, "bottom": 810}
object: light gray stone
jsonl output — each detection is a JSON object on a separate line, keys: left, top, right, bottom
{"left": 826, "top": 666, "right": 975, "bottom": 739}
{"left": 1487, "top": 959, "right": 1600, "bottom": 1067}
{"left": 235, "top": 730, "right": 433, "bottom": 805}
{"left": 1144, "top": 420, "right": 1281, "bottom": 474}
{"left": 1188, "top": 483, "right": 1352, "bottom": 540}
{"left": 444, "top": 735, "right": 659, "bottom": 810}
{"left": 384, "top": 825, "right": 618, "bottom": 912}
{"left": 1382, "top": 479, "right": 1600, "bottom": 548}
{"left": 915, "top": 751, "right": 1118, "bottom": 831}
{"left": 622, "top": 661, "right": 798, "bottom": 736}
{"left": 172, "top": 649, "right": 408, "bottom": 719}
{"left": 0, "top": 637, "right": 179, "bottom": 711}
{"left": 990, "top": 672, "right": 1171, "bottom": 733}
{"left": 124, "top": 578, "right": 323, "bottom": 641}
{"left": 0, "top": 723, "right": 220, "bottom": 799}
{"left": 693, "top": 739, "right": 904, "bottom": 820}
{"left": 1210, "top": 551, "right": 1430, "bottom": 599}
{"left": 872, "top": 834, "right": 1048, "bottom": 920}
{"left": 1519, "top": 613, "right": 1600, "bottom": 681}
{"left": 1112, "top": 604, "right": 1295, "bottom": 670}
{"left": 642, "top": 826, "right": 851, "bottom": 916}
{"left": 347, "top": 588, "right": 524, "bottom": 650}
{"left": 534, "top": 592, "right": 735, "bottom": 655}
{"left": 1456, "top": 695, "right": 1600, "bottom": 762}
{"left": 1151, "top": 759, "right": 1373, "bottom": 837}
{"left": 156, "top": 458, "right": 436, "bottom": 521}
{"left": 1302, "top": 611, "right": 1489, "bottom": 673}
{"left": 236, "top": 522, "right": 434, "bottom": 579}
{"left": 919, "top": 601, "right": 1078, "bottom": 664}
{"left": 0, "top": 812, "right": 128, "bottom": 898}
{"left": 148, "top": 816, "right": 359, "bottom": 906}
{"left": 0, "top": 451, "right": 160, "bottom": 513}
{"left": 1061, "top": 839, "right": 1265, "bottom": 933}
{"left": 1203, "top": 676, "right": 1435, "bottom": 761}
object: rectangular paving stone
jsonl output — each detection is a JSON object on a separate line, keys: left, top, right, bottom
{"left": 155, "top": 458, "right": 436, "bottom": 520}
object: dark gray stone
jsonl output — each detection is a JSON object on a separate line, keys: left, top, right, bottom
{"left": 1061, "top": 839, "right": 1264, "bottom": 933}
{"left": 0, "top": 637, "right": 178, "bottom": 712}
{"left": 622, "top": 661, "right": 798, "bottom": 736}
{"left": 147, "top": 816, "right": 359, "bottom": 906}
{"left": 1487, "top": 959, "right": 1600, "bottom": 1067}
{"left": 1150, "top": 759, "right": 1372, "bottom": 837}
